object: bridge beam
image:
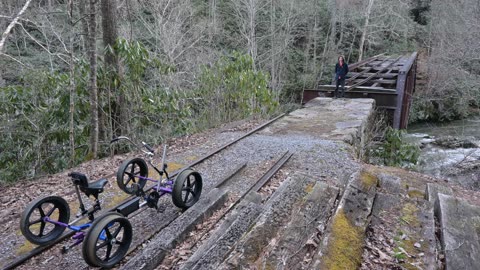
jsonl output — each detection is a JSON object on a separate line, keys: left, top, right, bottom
{"left": 393, "top": 52, "right": 417, "bottom": 129}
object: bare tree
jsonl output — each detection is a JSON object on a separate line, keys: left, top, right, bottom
{"left": 88, "top": 0, "right": 99, "bottom": 158}
{"left": 229, "top": 0, "right": 268, "bottom": 69}
{"left": 78, "top": 0, "right": 90, "bottom": 52}
{"left": 135, "top": 0, "right": 210, "bottom": 91}
{"left": 424, "top": 0, "right": 480, "bottom": 120}
{"left": 101, "top": 0, "right": 124, "bottom": 139}
{"left": 208, "top": 0, "right": 218, "bottom": 42}
{"left": 358, "top": 0, "right": 374, "bottom": 61}
{"left": 68, "top": 0, "right": 75, "bottom": 166}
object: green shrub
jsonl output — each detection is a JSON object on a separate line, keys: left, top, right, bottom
{"left": 0, "top": 46, "right": 280, "bottom": 184}
{"left": 195, "top": 51, "right": 279, "bottom": 128}
{"left": 372, "top": 127, "right": 420, "bottom": 167}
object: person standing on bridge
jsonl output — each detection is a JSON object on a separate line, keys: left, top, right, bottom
{"left": 334, "top": 56, "right": 349, "bottom": 98}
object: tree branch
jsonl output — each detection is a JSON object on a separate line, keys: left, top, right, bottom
{"left": 0, "top": 52, "right": 28, "bottom": 66}
{"left": 0, "top": 0, "right": 33, "bottom": 52}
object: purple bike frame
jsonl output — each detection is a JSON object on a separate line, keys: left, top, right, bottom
{"left": 137, "top": 175, "right": 174, "bottom": 194}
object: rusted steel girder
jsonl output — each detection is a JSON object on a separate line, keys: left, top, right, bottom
{"left": 393, "top": 52, "right": 417, "bottom": 129}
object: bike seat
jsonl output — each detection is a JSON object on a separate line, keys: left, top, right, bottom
{"left": 69, "top": 172, "right": 108, "bottom": 198}
{"left": 80, "top": 178, "right": 108, "bottom": 198}
{"left": 88, "top": 178, "right": 108, "bottom": 190}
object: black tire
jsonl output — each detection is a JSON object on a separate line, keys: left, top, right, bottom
{"left": 172, "top": 168, "right": 203, "bottom": 209}
{"left": 20, "top": 196, "right": 70, "bottom": 246}
{"left": 116, "top": 158, "right": 148, "bottom": 194}
{"left": 82, "top": 212, "right": 132, "bottom": 268}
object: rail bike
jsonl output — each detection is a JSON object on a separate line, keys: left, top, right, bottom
{"left": 20, "top": 172, "right": 132, "bottom": 268}
{"left": 19, "top": 137, "right": 203, "bottom": 268}
{"left": 110, "top": 136, "right": 203, "bottom": 211}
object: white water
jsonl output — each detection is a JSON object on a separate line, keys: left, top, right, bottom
{"left": 406, "top": 117, "right": 480, "bottom": 188}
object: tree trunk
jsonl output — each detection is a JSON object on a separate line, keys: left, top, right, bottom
{"left": 337, "top": 13, "right": 344, "bottom": 47}
{"left": 68, "top": 0, "right": 75, "bottom": 166}
{"left": 209, "top": 0, "right": 217, "bottom": 42}
{"left": 317, "top": 22, "right": 331, "bottom": 86}
{"left": 347, "top": 28, "right": 357, "bottom": 63}
{"left": 101, "top": 0, "right": 119, "bottom": 70}
{"left": 328, "top": 0, "right": 337, "bottom": 52}
{"left": 88, "top": 0, "right": 99, "bottom": 159}
{"left": 312, "top": 10, "right": 318, "bottom": 86}
{"left": 247, "top": 0, "right": 257, "bottom": 70}
{"left": 78, "top": 0, "right": 90, "bottom": 52}
{"left": 270, "top": 0, "right": 276, "bottom": 92}
{"left": 101, "top": 0, "right": 124, "bottom": 138}
{"left": 358, "top": 0, "right": 374, "bottom": 62}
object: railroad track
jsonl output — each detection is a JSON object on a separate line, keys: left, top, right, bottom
{"left": 181, "top": 151, "right": 292, "bottom": 252}
{"left": 2, "top": 114, "right": 285, "bottom": 270}
{"left": 119, "top": 150, "right": 293, "bottom": 270}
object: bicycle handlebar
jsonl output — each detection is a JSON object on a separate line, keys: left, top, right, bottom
{"left": 110, "top": 136, "right": 154, "bottom": 156}
{"left": 142, "top": 142, "right": 155, "bottom": 154}
{"left": 110, "top": 136, "right": 130, "bottom": 144}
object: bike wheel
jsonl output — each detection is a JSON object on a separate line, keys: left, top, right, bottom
{"left": 82, "top": 212, "right": 132, "bottom": 268}
{"left": 116, "top": 158, "right": 148, "bottom": 194}
{"left": 172, "top": 168, "right": 203, "bottom": 209}
{"left": 20, "top": 196, "right": 70, "bottom": 245}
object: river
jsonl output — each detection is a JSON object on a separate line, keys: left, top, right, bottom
{"left": 406, "top": 117, "right": 480, "bottom": 190}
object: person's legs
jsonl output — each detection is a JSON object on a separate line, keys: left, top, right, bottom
{"left": 334, "top": 79, "right": 340, "bottom": 98}
{"left": 340, "top": 79, "right": 346, "bottom": 97}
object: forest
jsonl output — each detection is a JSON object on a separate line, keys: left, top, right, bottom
{"left": 0, "top": 0, "right": 479, "bottom": 183}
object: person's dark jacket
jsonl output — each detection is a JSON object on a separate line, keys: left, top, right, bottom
{"left": 335, "top": 62, "right": 349, "bottom": 81}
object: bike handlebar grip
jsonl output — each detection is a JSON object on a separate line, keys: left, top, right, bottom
{"left": 142, "top": 142, "right": 155, "bottom": 153}
{"left": 110, "top": 137, "right": 120, "bottom": 143}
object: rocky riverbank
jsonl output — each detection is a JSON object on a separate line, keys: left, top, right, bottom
{"left": 407, "top": 122, "right": 480, "bottom": 190}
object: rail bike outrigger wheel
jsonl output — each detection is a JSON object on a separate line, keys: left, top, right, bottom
{"left": 117, "top": 158, "right": 148, "bottom": 195}
{"left": 20, "top": 196, "right": 70, "bottom": 245}
{"left": 172, "top": 168, "right": 203, "bottom": 209}
{"left": 82, "top": 212, "right": 132, "bottom": 268}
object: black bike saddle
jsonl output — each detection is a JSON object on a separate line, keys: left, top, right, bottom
{"left": 81, "top": 178, "right": 108, "bottom": 198}
{"left": 69, "top": 172, "right": 108, "bottom": 198}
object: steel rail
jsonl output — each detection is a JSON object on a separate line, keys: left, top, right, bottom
{"left": 173, "top": 150, "right": 293, "bottom": 256}
{"left": 121, "top": 161, "right": 249, "bottom": 261}
{"left": 2, "top": 113, "right": 285, "bottom": 270}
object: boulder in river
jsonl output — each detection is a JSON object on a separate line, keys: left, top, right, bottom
{"left": 432, "top": 136, "right": 479, "bottom": 149}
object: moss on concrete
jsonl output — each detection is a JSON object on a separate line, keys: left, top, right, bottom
{"left": 407, "top": 189, "right": 424, "bottom": 199}
{"left": 323, "top": 210, "right": 364, "bottom": 270}
{"left": 166, "top": 162, "right": 185, "bottom": 172}
{"left": 400, "top": 203, "right": 419, "bottom": 227}
{"left": 304, "top": 182, "right": 315, "bottom": 194}
{"left": 184, "top": 156, "right": 198, "bottom": 161}
{"left": 394, "top": 233, "right": 424, "bottom": 270}
{"left": 104, "top": 191, "right": 130, "bottom": 209}
{"left": 360, "top": 170, "right": 378, "bottom": 190}
{"left": 16, "top": 240, "right": 36, "bottom": 256}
